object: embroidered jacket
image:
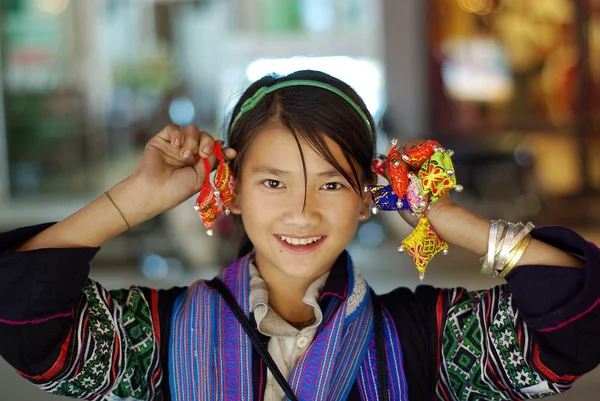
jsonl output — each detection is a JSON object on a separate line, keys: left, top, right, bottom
{"left": 0, "top": 223, "right": 599, "bottom": 400}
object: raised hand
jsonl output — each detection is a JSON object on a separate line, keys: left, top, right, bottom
{"left": 128, "top": 124, "right": 237, "bottom": 218}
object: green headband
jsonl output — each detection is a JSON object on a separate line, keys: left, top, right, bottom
{"left": 231, "top": 79, "right": 374, "bottom": 138}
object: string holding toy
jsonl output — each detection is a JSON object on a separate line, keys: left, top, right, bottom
{"left": 367, "top": 139, "right": 463, "bottom": 280}
{"left": 194, "top": 142, "right": 234, "bottom": 236}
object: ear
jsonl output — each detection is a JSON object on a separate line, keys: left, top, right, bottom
{"left": 229, "top": 178, "right": 242, "bottom": 215}
{"left": 359, "top": 171, "right": 377, "bottom": 217}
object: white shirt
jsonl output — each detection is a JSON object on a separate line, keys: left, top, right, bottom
{"left": 249, "top": 263, "right": 329, "bottom": 401}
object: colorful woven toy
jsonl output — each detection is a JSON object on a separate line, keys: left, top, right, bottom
{"left": 406, "top": 173, "right": 428, "bottom": 217}
{"left": 212, "top": 142, "right": 235, "bottom": 208}
{"left": 368, "top": 139, "right": 463, "bottom": 280}
{"left": 398, "top": 217, "right": 449, "bottom": 279}
{"left": 364, "top": 185, "right": 410, "bottom": 211}
{"left": 382, "top": 146, "right": 411, "bottom": 199}
{"left": 194, "top": 143, "right": 234, "bottom": 236}
{"left": 419, "top": 150, "right": 457, "bottom": 203}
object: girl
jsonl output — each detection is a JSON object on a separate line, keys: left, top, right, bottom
{"left": 0, "top": 70, "right": 599, "bottom": 401}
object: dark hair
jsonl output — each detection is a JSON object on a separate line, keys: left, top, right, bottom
{"left": 226, "top": 70, "right": 377, "bottom": 257}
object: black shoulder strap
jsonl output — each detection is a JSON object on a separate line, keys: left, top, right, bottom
{"left": 208, "top": 278, "right": 299, "bottom": 401}
{"left": 208, "top": 278, "right": 389, "bottom": 400}
{"left": 371, "top": 288, "right": 390, "bottom": 401}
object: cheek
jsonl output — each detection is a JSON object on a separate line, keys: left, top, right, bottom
{"left": 333, "top": 191, "right": 362, "bottom": 211}
{"left": 241, "top": 186, "right": 278, "bottom": 210}
{"left": 324, "top": 195, "right": 362, "bottom": 226}
{"left": 237, "top": 186, "right": 281, "bottom": 227}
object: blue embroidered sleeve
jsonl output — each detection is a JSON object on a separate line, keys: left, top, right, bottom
{"left": 19, "top": 280, "right": 163, "bottom": 401}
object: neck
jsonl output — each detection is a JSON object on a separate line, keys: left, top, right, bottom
{"left": 267, "top": 279, "right": 314, "bottom": 323}
{"left": 255, "top": 264, "right": 322, "bottom": 324}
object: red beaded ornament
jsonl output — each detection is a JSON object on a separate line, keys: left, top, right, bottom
{"left": 194, "top": 158, "right": 224, "bottom": 235}
{"left": 213, "top": 142, "right": 235, "bottom": 212}
{"left": 383, "top": 145, "right": 411, "bottom": 199}
{"left": 402, "top": 140, "right": 441, "bottom": 169}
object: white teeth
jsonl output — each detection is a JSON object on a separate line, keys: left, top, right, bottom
{"left": 279, "top": 235, "right": 322, "bottom": 245}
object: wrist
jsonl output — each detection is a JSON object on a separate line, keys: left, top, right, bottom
{"left": 424, "top": 202, "right": 458, "bottom": 241}
{"left": 424, "top": 198, "right": 462, "bottom": 236}
{"left": 108, "top": 177, "right": 160, "bottom": 228}
{"left": 426, "top": 203, "right": 490, "bottom": 255}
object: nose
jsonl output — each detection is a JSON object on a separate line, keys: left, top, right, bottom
{"left": 281, "top": 189, "right": 321, "bottom": 230}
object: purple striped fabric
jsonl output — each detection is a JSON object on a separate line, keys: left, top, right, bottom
{"left": 169, "top": 252, "right": 409, "bottom": 400}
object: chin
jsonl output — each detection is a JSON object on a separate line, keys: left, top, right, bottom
{"left": 278, "top": 261, "right": 323, "bottom": 280}
{"left": 252, "top": 240, "right": 339, "bottom": 280}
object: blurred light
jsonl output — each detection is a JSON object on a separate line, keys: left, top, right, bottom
{"left": 13, "top": 162, "right": 40, "bottom": 193}
{"left": 164, "top": 257, "right": 185, "bottom": 280}
{"left": 246, "top": 56, "right": 383, "bottom": 116}
{"left": 169, "top": 98, "right": 196, "bottom": 126}
{"left": 456, "top": 0, "right": 469, "bottom": 13}
{"left": 37, "top": 0, "right": 69, "bottom": 15}
{"left": 514, "top": 145, "right": 535, "bottom": 167}
{"left": 141, "top": 254, "right": 169, "bottom": 280}
{"left": 301, "top": 0, "right": 334, "bottom": 33}
{"left": 358, "top": 221, "right": 385, "bottom": 248}
{"left": 441, "top": 39, "right": 514, "bottom": 102}
{"left": 456, "top": 0, "right": 493, "bottom": 15}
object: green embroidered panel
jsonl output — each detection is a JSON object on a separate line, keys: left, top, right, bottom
{"left": 439, "top": 286, "right": 558, "bottom": 400}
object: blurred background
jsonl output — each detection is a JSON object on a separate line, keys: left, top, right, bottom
{"left": 0, "top": 0, "right": 599, "bottom": 399}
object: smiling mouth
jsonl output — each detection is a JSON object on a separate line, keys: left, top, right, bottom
{"left": 278, "top": 235, "right": 323, "bottom": 246}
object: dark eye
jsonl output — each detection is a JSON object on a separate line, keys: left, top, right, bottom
{"left": 323, "top": 182, "right": 343, "bottom": 190}
{"left": 264, "top": 179, "right": 283, "bottom": 189}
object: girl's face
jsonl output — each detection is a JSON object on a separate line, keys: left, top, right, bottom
{"left": 230, "top": 120, "right": 372, "bottom": 282}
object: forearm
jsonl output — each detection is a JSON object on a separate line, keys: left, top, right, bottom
{"left": 15, "top": 177, "right": 156, "bottom": 251}
{"left": 427, "top": 203, "right": 584, "bottom": 269}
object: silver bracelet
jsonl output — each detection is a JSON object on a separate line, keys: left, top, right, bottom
{"left": 511, "top": 222, "right": 535, "bottom": 247}
{"left": 481, "top": 220, "right": 506, "bottom": 276}
{"left": 481, "top": 220, "right": 535, "bottom": 277}
{"left": 495, "top": 222, "right": 517, "bottom": 273}
{"left": 482, "top": 220, "right": 498, "bottom": 276}
{"left": 494, "top": 222, "right": 535, "bottom": 276}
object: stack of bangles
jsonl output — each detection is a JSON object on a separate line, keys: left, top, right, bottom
{"left": 480, "top": 220, "right": 535, "bottom": 279}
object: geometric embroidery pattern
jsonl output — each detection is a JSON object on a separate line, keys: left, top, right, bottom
{"left": 436, "top": 285, "right": 573, "bottom": 400}
{"left": 28, "top": 280, "right": 161, "bottom": 401}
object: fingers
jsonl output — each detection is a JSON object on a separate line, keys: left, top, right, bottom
{"left": 197, "top": 130, "right": 216, "bottom": 158}
{"left": 179, "top": 125, "right": 202, "bottom": 160}
{"left": 401, "top": 139, "right": 426, "bottom": 153}
{"left": 397, "top": 209, "right": 420, "bottom": 229}
{"left": 154, "top": 124, "right": 237, "bottom": 165}
{"left": 222, "top": 145, "right": 237, "bottom": 161}
{"left": 156, "top": 124, "right": 184, "bottom": 148}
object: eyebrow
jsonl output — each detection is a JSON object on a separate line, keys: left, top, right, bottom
{"left": 317, "top": 169, "right": 346, "bottom": 178}
{"left": 251, "top": 165, "right": 346, "bottom": 178}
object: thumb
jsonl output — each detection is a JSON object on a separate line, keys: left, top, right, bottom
{"left": 398, "top": 209, "right": 420, "bottom": 229}
{"left": 223, "top": 147, "right": 237, "bottom": 162}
